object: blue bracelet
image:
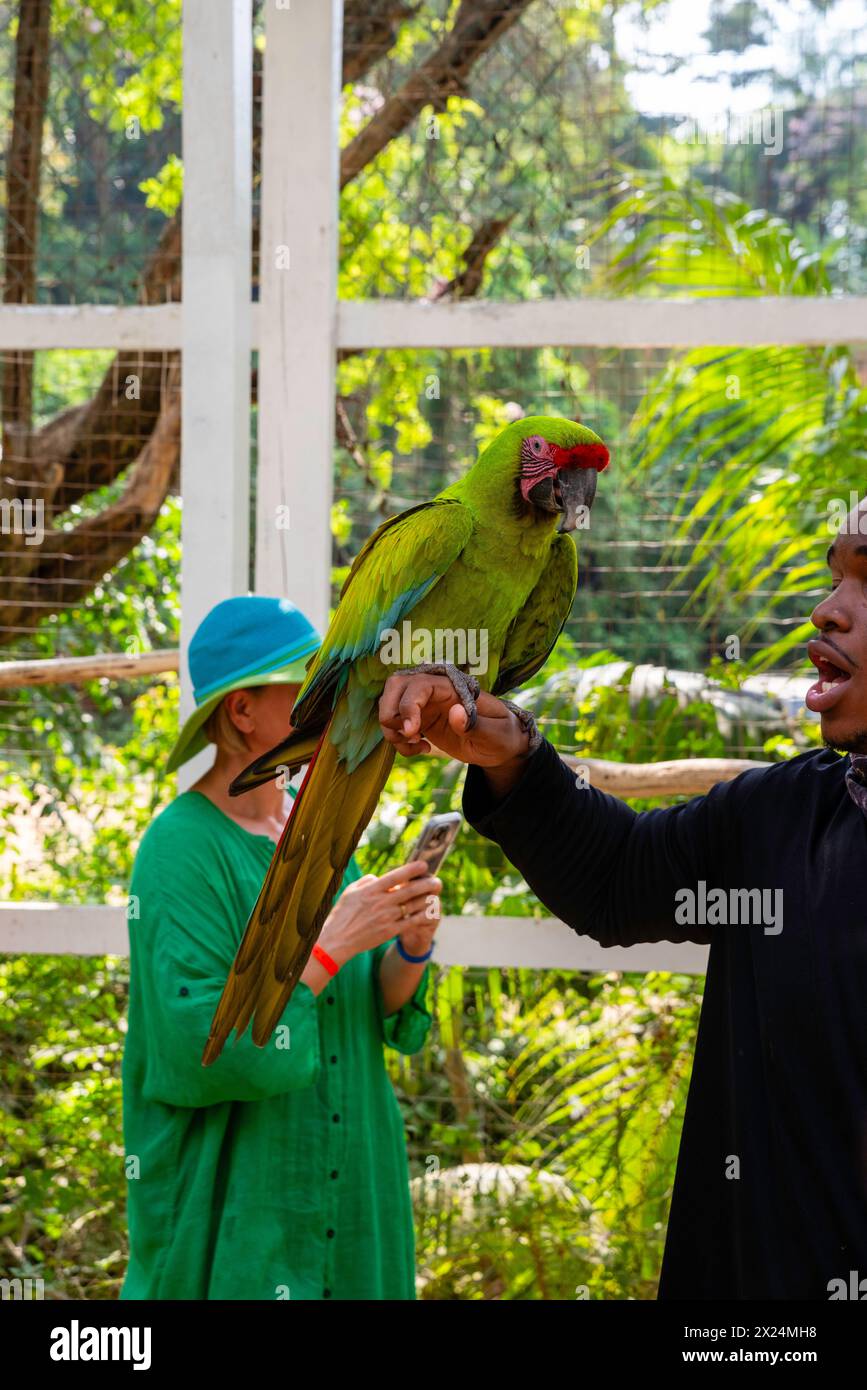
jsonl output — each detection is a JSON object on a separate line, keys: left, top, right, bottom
{"left": 396, "top": 937, "right": 434, "bottom": 964}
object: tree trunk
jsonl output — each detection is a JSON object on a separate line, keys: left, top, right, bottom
{"left": 2, "top": 0, "right": 52, "bottom": 447}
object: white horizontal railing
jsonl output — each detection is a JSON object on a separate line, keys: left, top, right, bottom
{"left": 1, "top": 297, "right": 866, "bottom": 351}
{"left": 0, "top": 303, "right": 183, "bottom": 350}
{"left": 335, "top": 296, "right": 867, "bottom": 349}
{"left": 0, "top": 902, "right": 708, "bottom": 973}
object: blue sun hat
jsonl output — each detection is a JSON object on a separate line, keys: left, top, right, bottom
{"left": 165, "top": 596, "right": 321, "bottom": 773}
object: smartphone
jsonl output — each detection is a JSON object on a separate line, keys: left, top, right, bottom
{"left": 405, "top": 812, "right": 462, "bottom": 875}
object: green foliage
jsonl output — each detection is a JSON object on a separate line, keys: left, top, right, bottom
{"left": 331, "top": 0, "right": 637, "bottom": 547}
{"left": 0, "top": 668, "right": 178, "bottom": 1297}
{"left": 594, "top": 171, "right": 867, "bottom": 662}
{"left": 139, "top": 152, "right": 183, "bottom": 215}
{"left": 0, "top": 953, "right": 128, "bottom": 1299}
{"left": 594, "top": 169, "right": 830, "bottom": 298}
{"left": 52, "top": 0, "right": 182, "bottom": 133}
{"left": 20, "top": 0, "right": 183, "bottom": 303}
{"left": 404, "top": 970, "right": 697, "bottom": 1300}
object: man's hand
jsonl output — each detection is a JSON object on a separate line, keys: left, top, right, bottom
{"left": 378, "top": 670, "right": 535, "bottom": 796}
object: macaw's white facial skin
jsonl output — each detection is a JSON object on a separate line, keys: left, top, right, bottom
{"left": 807, "top": 497, "right": 867, "bottom": 754}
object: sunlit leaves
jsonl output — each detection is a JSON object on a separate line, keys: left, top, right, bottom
{"left": 139, "top": 151, "right": 182, "bottom": 215}
{"left": 52, "top": 0, "right": 182, "bottom": 133}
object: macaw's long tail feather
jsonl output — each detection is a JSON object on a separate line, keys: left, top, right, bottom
{"left": 228, "top": 727, "right": 325, "bottom": 797}
{"left": 202, "top": 707, "right": 394, "bottom": 1066}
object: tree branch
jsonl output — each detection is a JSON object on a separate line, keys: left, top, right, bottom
{"left": 340, "top": 0, "right": 533, "bottom": 188}
{"left": 342, "top": 0, "right": 418, "bottom": 84}
{"left": 1, "top": 365, "right": 180, "bottom": 634}
{"left": 429, "top": 214, "right": 515, "bottom": 299}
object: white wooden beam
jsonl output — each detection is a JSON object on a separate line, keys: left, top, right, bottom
{"left": 3, "top": 296, "right": 867, "bottom": 353}
{"left": 0, "top": 903, "right": 130, "bottom": 956}
{"left": 179, "top": 0, "right": 253, "bottom": 788}
{"left": 436, "top": 915, "right": 709, "bottom": 974}
{"left": 335, "top": 296, "right": 867, "bottom": 349}
{"left": 0, "top": 903, "right": 709, "bottom": 973}
{"left": 255, "top": 0, "right": 343, "bottom": 632}
{"left": 0, "top": 304, "right": 182, "bottom": 349}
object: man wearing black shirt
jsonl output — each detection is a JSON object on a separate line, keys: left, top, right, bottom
{"left": 378, "top": 498, "right": 867, "bottom": 1300}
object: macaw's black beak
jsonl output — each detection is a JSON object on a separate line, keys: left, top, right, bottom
{"left": 526, "top": 467, "right": 598, "bottom": 533}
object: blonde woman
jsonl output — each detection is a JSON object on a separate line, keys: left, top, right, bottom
{"left": 122, "top": 596, "right": 441, "bottom": 1300}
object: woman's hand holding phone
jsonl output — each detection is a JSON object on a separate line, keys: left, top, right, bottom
{"left": 303, "top": 818, "right": 457, "bottom": 998}
{"left": 316, "top": 860, "right": 442, "bottom": 971}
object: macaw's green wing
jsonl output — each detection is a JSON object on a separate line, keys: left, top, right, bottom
{"left": 292, "top": 498, "right": 475, "bottom": 729}
{"left": 493, "top": 533, "right": 578, "bottom": 696}
{"left": 230, "top": 498, "right": 475, "bottom": 796}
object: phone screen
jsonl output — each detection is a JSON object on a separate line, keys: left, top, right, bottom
{"left": 406, "top": 813, "right": 462, "bottom": 875}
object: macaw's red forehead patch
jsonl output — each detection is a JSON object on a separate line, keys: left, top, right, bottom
{"left": 552, "top": 441, "right": 610, "bottom": 472}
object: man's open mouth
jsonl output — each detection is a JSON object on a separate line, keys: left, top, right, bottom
{"left": 806, "top": 639, "right": 855, "bottom": 714}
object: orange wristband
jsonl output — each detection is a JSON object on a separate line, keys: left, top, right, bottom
{"left": 312, "top": 944, "right": 340, "bottom": 977}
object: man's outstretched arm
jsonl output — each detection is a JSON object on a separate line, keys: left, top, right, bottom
{"left": 378, "top": 671, "right": 738, "bottom": 948}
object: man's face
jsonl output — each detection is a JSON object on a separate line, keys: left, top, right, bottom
{"left": 807, "top": 499, "right": 867, "bottom": 754}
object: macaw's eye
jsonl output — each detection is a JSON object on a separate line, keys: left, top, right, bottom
{"left": 531, "top": 437, "right": 542, "bottom": 453}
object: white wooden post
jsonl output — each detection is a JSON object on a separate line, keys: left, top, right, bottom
{"left": 179, "top": 0, "right": 253, "bottom": 787}
{"left": 255, "top": 0, "right": 343, "bottom": 634}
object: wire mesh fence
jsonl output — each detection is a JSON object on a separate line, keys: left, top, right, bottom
{"left": 1, "top": 0, "right": 865, "bottom": 1302}
{"left": 337, "top": 0, "right": 867, "bottom": 299}
{"left": 0, "top": 336, "right": 835, "bottom": 769}
{"left": 0, "top": 0, "right": 182, "bottom": 306}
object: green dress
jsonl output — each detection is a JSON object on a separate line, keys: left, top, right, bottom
{"left": 121, "top": 789, "right": 431, "bottom": 1300}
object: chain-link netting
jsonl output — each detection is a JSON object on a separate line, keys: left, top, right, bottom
{"left": 1, "top": 0, "right": 866, "bottom": 1302}
{"left": 339, "top": 0, "right": 867, "bottom": 299}
{"left": 0, "top": 0, "right": 182, "bottom": 305}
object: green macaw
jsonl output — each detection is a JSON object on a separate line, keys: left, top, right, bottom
{"left": 202, "top": 416, "right": 609, "bottom": 1064}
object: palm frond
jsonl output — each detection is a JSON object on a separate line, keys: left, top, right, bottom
{"left": 592, "top": 171, "right": 867, "bottom": 663}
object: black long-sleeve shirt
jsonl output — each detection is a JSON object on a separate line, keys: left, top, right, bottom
{"left": 462, "top": 740, "right": 867, "bottom": 1300}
